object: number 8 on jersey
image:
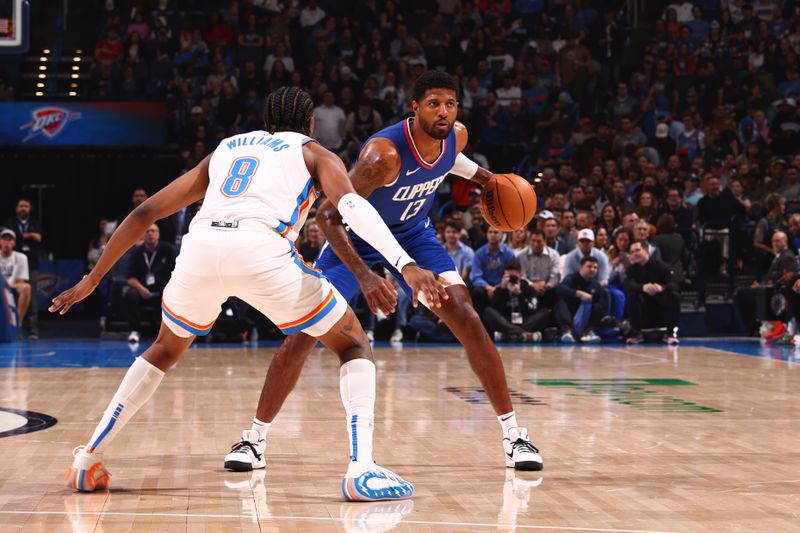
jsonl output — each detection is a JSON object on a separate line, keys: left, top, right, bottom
{"left": 221, "top": 156, "right": 260, "bottom": 198}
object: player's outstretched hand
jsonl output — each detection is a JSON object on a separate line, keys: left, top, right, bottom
{"left": 359, "top": 270, "right": 398, "bottom": 315}
{"left": 401, "top": 265, "right": 450, "bottom": 309}
{"left": 48, "top": 275, "right": 98, "bottom": 316}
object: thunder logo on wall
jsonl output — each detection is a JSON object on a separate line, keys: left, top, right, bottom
{"left": 19, "top": 107, "right": 82, "bottom": 142}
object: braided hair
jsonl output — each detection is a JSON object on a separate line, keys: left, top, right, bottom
{"left": 263, "top": 86, "right": 314, "bottom": 135}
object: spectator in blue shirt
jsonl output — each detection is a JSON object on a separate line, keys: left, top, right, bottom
{"left": 470, "top": 226, "right": 517, "bottom": 314}
{"left": 443, "top": 221, "right": 474, "bottom": 281}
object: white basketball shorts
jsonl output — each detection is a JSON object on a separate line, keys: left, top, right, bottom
{"left": 161, "top": 221, "right": 347, "bottom": 339}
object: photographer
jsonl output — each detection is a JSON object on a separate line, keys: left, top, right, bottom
{"left": 482, "top": 262, "right": 547, "bottom": 342}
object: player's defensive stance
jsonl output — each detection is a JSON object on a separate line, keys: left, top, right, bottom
{"left": 225, "top": 72, "right": 542, "bottom": 476}
{"left": 49, "top": 87, "right": 446, "bottom": 501}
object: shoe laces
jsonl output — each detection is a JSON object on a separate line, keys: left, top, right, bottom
{"left": 512, "top": 438, "right": 539, "bottom": 455}
{"left": 230, "top": 439, "right": 263, "bottom": 460}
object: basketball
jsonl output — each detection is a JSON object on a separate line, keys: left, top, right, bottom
{"left": 479, "top": 173, "right": 537, "bottom": 231}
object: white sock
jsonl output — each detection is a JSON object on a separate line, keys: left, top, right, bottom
{"left": 339, "top": 358, "right": 376, "bottom": 465}
{"left": 85, "top": 357, "right": 165, "bottom": 454}
{"left": 251, "top": 417, "right": 270, "bottom": 440}
{"left": 498, "top": 411, "right": 518, "bottom": 438}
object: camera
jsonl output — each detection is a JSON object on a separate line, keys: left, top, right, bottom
{"left": 508, "top": 275, "right": 519, "bottom": 284}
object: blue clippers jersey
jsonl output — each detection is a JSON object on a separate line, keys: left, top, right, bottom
{"left": 354, "top": 118, "right": 456, "bottom": 242}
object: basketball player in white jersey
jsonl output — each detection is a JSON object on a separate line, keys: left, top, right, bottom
{"left": 50, "top": 87, "right": 447, "bottom": 501}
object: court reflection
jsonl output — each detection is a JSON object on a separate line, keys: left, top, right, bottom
{"left": 222, "top": 469, "right": 267, "bottom": 523}
{"left": 339, "top": 499, "right": 414, "bottom": 533}
{"left": 497, "top": 470, "right": 543, "bottom": 531}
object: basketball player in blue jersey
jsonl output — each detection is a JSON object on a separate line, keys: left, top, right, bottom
{"left": 225, "top": 71, "right": 543, "bottom": 472}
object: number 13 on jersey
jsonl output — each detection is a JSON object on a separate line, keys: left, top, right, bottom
{"left": 399, "top": 199, "right": 425, "bottom": 221}
{"left": 221, "top": 156, "right": 260, "bottom": 197}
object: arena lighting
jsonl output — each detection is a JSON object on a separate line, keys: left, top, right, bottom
{"left": 39, "top": 56, "right": 47, "bottom": 61}
{"left": 38, "top": 65, "right": 46, "bottom": 70}
{"left": 75, "top": 49, "right": 82, "bottom": 54}
{"left": 534, "top": 177, "right": 542, "bottom": 183}
{"left": 35, "top": 91, "right": 43, "bottom": 96}
{"left": 36, "top": 82, "right": 44, "bottom": 88}
{"left": 38, "top": 73, "right": 46, "bottom": 78}
{"left": 71, "top": 65, "right": 79, "bottom": 71}
{"left": 73, "top": 57, "right": 80, "bottom": 62}
{"left": 71, "top": 73, "right": 78, "bottom": 79}
{"left": 69, "top": 82, "right": 77, "bottom": 88}
{"left": 42, "top": 49, "right": 50, "bottom": 54}
{"left": 68, "top": 91, "right": 77, "bottom": 96}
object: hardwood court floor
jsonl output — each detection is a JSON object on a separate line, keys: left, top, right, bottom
{"left": 0, "top": 339, "right": 798, "bottom": 532}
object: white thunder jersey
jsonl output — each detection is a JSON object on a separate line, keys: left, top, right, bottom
{"left": 198, "top": 130, "right": 318, "bottom": 241}
{"left": 161, "top": 129, "right": 347, "bottom": 340}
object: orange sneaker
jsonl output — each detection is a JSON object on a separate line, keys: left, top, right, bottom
{"left": 65, "top": 446, "right": 111, "bottom": 492}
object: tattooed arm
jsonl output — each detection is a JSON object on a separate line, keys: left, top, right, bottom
{"left": 315, "top": 138, "right": 406, "bottom": 314}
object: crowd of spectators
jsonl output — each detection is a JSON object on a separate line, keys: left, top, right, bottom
{"left": 4, "top": 0, "right": 800, "bottom": 343}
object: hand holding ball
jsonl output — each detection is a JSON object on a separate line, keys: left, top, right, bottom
{"left": 479, "top": 174, "right": 537, "bottom": 231}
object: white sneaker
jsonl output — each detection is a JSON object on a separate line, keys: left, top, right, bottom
{"left": 366, "top": 330, "right": 375, "bottom": 343}
{"left": 127, "top": 330, "right": 140, "bottom": 343}
{"left": 341, "top": 462, "right": 414, "bottom": 501}
{"left": 224, "top": 430, "right": 266, "bottom": 471}
{"left": 390, "top": 328, "right": 403, "bottom": 343}
{"left": 65, "top": 445, "right": 111, "bottom": 492}
{"left": 503, "top": 427, "right": 543, "bottom": 471}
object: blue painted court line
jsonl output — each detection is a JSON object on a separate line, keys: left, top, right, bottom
{"left": 0, "top": 338, "right": 796, "bottom": 368}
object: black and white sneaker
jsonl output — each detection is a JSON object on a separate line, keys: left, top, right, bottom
{"left": 503, "top": 427, "right": 543, "bottom": 471}
{"left": 224, "top": 430, "right": 266, "bottom": 471}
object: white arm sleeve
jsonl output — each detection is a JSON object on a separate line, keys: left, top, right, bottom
{"left": 450, "top": 152, "right": 480, "bottom": 179}
{"left": 337, "top": 193, "right": 415, "bottom": 272}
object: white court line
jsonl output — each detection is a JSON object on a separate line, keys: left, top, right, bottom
{"left": 0, "top": 510, "right": 681, "bottom": 533}
{"left": 697, "top": 345, "right": 799, "bottom": 367}
{"left": 603, "top": 346, "right": 671, "bottom": 367}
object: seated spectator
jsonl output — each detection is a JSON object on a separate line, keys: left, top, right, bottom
{"left": 636, "top": 191, "right": 660, "bottom": 225}
{"left": 5, "top": 197, "right": 42, "bottom": 339}
{"left": 606, "top": 226, "right": 632, "bottom": 302}
{"left": 0, "top": 229, "right": 30, "bottom": 336}
{"left": 624, "top": 241, "right": 681, "bottom": 344}
{"left": 612, "top": 116, "right": 647, "bottom": 156}
{"left": 634, "top": 219, "right": 663, "bottom": 262}
{"left": 542, "top": 213, "right": 573, "bottom": 254}
{"left": 653, "top": 214, "right": 685, "bottom": 282}
{"left": 298, "top": 219, "right": 324, "bottom": 262}
{"left": 597, "top": 203, "right": 621, "bottom": 233}
{"left": 595, "top": 227, "right": 609, "bottom": 251}
{"left": 753, "top": 193, "right": 787, "bottom": 276}
{"left": 554, "top": 256, "right": 609, "bottom": 343}
{"left": 470, "top": 227, "right": 517, "bottom": 314}
{"left": 508, "top": 227, "right": 529, "bottom": 257}
{"left": 560, "top": 209, "right": 578, "bottom": 249}
{"left": 519, "top": 229, "right": 561, "bottom": 308}
{"left": 735, "top": 231, "right": 797, "bottom": 337}
{"left": 658, "top": 187, "right": 693, "bottom": 242}
{"left": 443, "top": 221, "right": 474, "bottom": 281}
{"left": 483, "top": 261, "right": 548, "bottom": 342}
{"left": 561, "top": 228, "right": 611, "bottom": 287}
{"left": 125, "top": 224, "right": 177, "bottom": 343}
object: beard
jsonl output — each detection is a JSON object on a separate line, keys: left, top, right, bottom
{"left": 419, "top": 116, "right": 454, "bottom": 140}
